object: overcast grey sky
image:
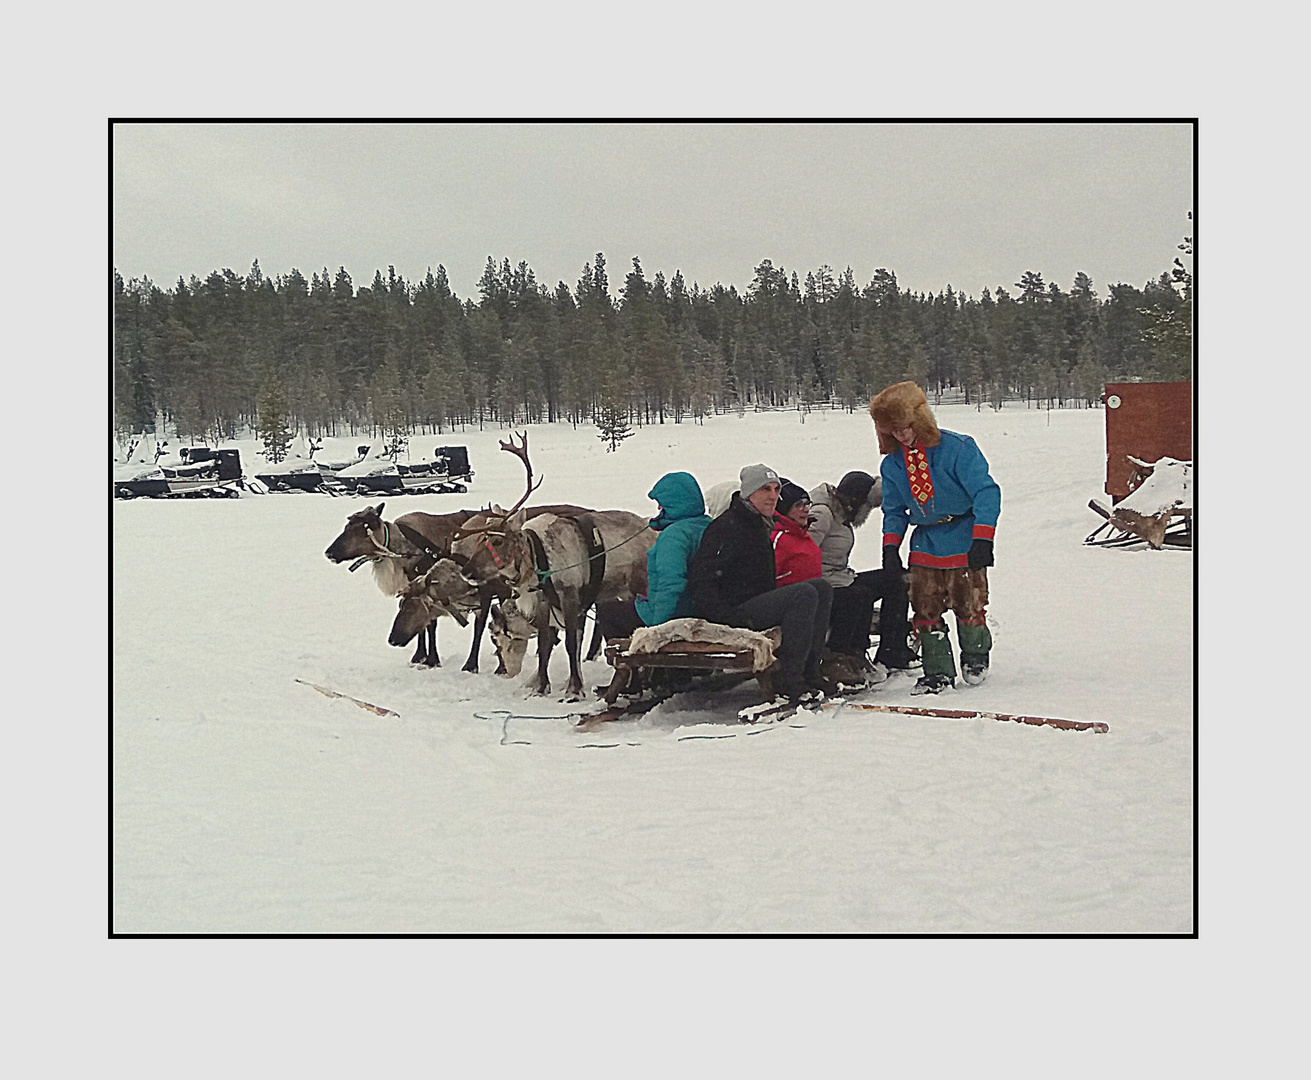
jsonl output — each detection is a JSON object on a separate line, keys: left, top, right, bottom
{"left": 113, "top": 122, "right": 1193, "bottom": 301}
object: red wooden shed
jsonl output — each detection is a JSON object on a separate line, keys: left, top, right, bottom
{"left": 1103, "top": 381, "right": 1193, "bottom": 503}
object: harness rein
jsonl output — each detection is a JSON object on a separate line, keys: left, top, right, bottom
{"left": 529, "top": 524, "right": 649, "bottom": 582}
{"left": 348, "top": 520, "right": 431, "bottom": 572}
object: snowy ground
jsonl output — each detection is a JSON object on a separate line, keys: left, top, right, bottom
{"left": 112, "top": 403, "right": 1193, "bottom": 933}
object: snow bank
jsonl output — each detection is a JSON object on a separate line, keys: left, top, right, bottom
{"left": 1120, "top": 456, "right": 1192, "bottom": 516}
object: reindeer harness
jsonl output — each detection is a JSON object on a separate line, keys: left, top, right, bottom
{"left": 349, "top": 519, "right": 445, "bottom": 572}
{"left": 522, "top": 514, "right": 609, "bottom": 615}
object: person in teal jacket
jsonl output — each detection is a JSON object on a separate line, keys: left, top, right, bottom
{"left": 869, "top": 381, "right": 1001, "bottom": 694}
{"left": 596, "top": 471, "right": 713, "bottom": 640}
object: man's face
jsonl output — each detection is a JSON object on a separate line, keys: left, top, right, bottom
{"left": 893, "top": 425, "right": 917, "bottom": 447}
{"left": 747, "top": 481, "right": 780, "bottom": 517}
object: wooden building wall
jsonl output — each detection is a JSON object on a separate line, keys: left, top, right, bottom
{"left": 1104, "top": 381, "right": 1193, "bottom": 501}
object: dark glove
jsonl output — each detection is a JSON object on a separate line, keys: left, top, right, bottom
{"left": 967, "top": 538, "right": 994, "bottom": 570}
{"left": 882, "top": 544, "right": 902, "bottom": 573}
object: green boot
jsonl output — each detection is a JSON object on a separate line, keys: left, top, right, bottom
{"left": 958, "top": 621, "right": 992, "bottom": 686}
{"left": 913, "top": 623, "right": 956, "bottom": 694}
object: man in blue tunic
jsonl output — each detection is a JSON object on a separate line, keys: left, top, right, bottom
{"left": 869, "top": 381, "right": 1001, "bottom": 694}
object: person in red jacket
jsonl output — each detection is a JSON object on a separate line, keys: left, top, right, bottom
{"left": 770, "top": 481, "right": 823, "bottom": 585}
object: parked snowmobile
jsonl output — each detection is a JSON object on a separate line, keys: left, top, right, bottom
{"left": 252, "top": 441, "right": 373, "bottom": 494}
{"left": 329, "top": 443, "right": 474, "bottom": 497}
{"left": 394, "top": 445, "right": 474, "bottom": 494}
{"left": 113, "top": 447, "right": 245, "bottom": 499}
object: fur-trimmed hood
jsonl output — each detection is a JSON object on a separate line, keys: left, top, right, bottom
{"left": 869, "top": 381, "right": 941, "bottom": 454}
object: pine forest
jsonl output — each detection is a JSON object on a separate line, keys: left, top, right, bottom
{"left": 113, "top": 242, "right": 1193, "bottom": 446}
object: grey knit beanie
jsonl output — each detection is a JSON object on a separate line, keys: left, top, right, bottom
{"left": 739, "top": 463, "right": 780, "bottom": 497}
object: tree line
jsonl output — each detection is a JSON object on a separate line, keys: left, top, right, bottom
{"left": 113, "top": 236, "right": 1192, "bottom": 447}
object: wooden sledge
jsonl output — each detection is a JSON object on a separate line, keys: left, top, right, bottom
{"left": 597, "top": 627, "right": 781, "bottom": 706}
{"left": 1086, "top": 499, "right": 1192, "bottom": 550}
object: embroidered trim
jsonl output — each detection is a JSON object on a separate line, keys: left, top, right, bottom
{"left": 908, "top": 550, "right": 970, "bottom": 569}
{"left": 903, "top": 443, "right": 933, "bottom": 505}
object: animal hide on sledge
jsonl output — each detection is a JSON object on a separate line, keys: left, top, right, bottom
{"left": 625, "top": 618, "right": 782, "bottom": 671}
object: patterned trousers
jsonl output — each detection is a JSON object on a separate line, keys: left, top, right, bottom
{"left": 908, "top": 565, "right": 989, "bottom": 633}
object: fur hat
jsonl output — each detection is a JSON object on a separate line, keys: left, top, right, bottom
{"left": 776, "top": 480, "right": 810, "bottom": 515}
{"left": 739, "top": 463, "right": 780, "bottom": 498}
{"left": 869, "top": 381, "right": 941, "bottom": 454}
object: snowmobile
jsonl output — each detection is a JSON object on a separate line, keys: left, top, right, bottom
{"left": 113, "top": 447, "right": 245, "bottom": 499}
{"left": 331, "top": 443, "right": 474, "bottom": 497}
{"left": 395, "top": 445, "right": 474, "bottom": 494}
{"left": 252, "top": 442, "right": 369, "bottom": 494}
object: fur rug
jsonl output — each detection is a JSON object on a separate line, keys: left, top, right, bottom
{"left": 626, "top": 618, "right": 782, "bottom": 671}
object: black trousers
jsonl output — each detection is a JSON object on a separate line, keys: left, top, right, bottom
{"left": 827, "top": 569, "right": 911, "bottom": 661}
{"left": 721, "top": 578, "right": 833, "bottom": 692}
{"left": 596, "top": 597, "right": 645, "bottom": 641}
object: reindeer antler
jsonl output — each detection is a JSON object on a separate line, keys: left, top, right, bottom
{"left": 499, "top": 431, "right": 542, "bottom": 517}
{"left": 447, "top": 434, "right": 544, "bottom": 545}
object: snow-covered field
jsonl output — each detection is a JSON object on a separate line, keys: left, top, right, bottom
{"left": 112, "top": 403, "right": 1193, "bottom": 933}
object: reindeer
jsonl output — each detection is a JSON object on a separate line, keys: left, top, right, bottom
{"left": 452, "top": 432, "right": 655, "bottom": 700}
{"left": 488, "top": 592, "right": 606, "bottom": 680}
{"left": 324, "top": 504, "right": 494, "bottom": 670}
{"left": 325, "top": 500, "right": 596, "bottom": 672}
{"left": 388, "top": 555, "right": 484, "bottom": 655}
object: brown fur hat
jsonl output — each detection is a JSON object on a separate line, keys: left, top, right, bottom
{"left": 869, "top": 381, "right": 941, "bottom": 454}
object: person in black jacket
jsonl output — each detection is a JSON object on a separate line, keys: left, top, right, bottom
{"left": 686, "top": 464, "right": 833, "bottom": 701}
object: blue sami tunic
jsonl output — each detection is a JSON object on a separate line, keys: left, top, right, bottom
{"left": 879, "top": 430, "right": 1001, "bottom": 570}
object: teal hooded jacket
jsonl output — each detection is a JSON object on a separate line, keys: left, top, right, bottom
{"left": 635, "top": 471, "right": 712, "bottom": 626}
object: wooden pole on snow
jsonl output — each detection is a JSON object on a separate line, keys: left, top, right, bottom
{"left": 295, "top": 679, "right": 401, "bottom": 718}
{"left": 839, "top": 702, "right": 1109, "bottom": 734}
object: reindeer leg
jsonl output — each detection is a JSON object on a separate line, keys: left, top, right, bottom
{"left": 529, "top": 619, "right": 556, "bottom": 695}
{"left": 463, "top": 593, "right": 492, "bottom": 673}
{"left": 585, "top": 609, "right": 604, "bottom": 661}
{"left": 425, "top": 620, "right": 441, "bottom": 667}
{"left": 563, "top": 613, "right": 585, "bottom": 701}
{"left": 563, "top": 616, "right": 584, "bottom": 702}
{"left": 411, "top": 629, "right": 427, "bottom": 665}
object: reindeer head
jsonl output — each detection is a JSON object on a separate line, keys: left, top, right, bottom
{"left": 388, "top": 557, "right": 481, "bottom": 646}
{"left": 325, "top": 503, "right": 387, "bottom": 563}
{"left": 452, "top": 506, "right": 532, "bottom": 584}
{"left": 449, "top": 432, "right": 541, "bottom": 585}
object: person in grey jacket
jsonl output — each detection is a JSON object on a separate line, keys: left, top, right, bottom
{"left": 808, "top": 471, "right": 916, "bottom": 679}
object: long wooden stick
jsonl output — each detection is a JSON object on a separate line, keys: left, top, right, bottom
{"left": 295, "top": 679, "right": 400, "bottom": 718}
{"left": 840, "top": 702, "right": 1108, "bottom": 734}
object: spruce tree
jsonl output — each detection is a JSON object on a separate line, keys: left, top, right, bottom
{"left": 596, "top": 389, "right": 633, "bottom": 452}
{"left": 257, "top": 375, "right": 293, "bottom": 462}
